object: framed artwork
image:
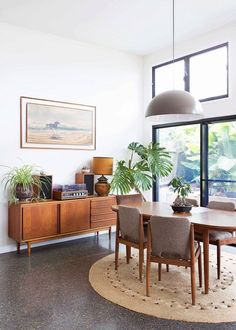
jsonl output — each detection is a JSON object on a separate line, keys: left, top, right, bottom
{"left": 20, "top": 97, "right": 96, "bottom": 150}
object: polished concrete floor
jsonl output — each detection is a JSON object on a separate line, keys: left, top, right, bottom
{"left": 0, "top": 233, "right": 236, "bottom": 330}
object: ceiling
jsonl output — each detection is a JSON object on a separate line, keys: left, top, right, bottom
{"left": 0, "top": 0, "right": 236, "bottom": 55}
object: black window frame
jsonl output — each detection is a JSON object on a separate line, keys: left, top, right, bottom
{"left": 152, "top": 114, "right": 236, "bottom": 206}
{"left": 152, "top": 42, "right": 229, "bottom": 103}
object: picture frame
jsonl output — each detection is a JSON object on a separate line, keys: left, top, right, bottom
{"left": 20, "top": 96, "right": 96, "bottom": 150}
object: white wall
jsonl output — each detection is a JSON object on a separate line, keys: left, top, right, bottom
{"left": 143, "top": 22, "right": 236, "bottom": 142}
{"left": 0, "top": 23, "right": 144, "bottom": 253}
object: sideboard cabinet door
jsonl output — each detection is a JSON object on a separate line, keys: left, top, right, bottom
{"left": 22, "top": 204, "right": 58, "bottom": 240}
{"left": 60, "top": 199, "right": 90, "bottom": 233}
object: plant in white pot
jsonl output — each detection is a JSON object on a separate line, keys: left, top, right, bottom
{"left": 1, "top": 164, "right": 45, "bottom": 204}
{"left": 168, "top": 176, "right": 192, "bottom": 213}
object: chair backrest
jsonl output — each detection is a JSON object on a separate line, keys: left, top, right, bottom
{"left": 118, "top": 206, "right": 141, "bottom": 243}
{"left": 208, "top": 201, "right": 235, "bottom": 211}
{"left": 149, "top": 216, "right": 191, "bottom": 260}
{"left": 116, "top": 194, "right": 143, "bottom": 205}
{"left": 185, "top": 198, "right": 198, "bottom": 207}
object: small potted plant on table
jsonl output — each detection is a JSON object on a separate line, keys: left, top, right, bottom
{"left": 168, "top": 176, "right": 192, "bottom": 213}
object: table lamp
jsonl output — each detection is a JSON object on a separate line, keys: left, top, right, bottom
{"left": 93, "top": 157, "right": 113, "bottom": 196}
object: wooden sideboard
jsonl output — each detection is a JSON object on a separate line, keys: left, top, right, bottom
{"left": 8, "top": 195, "right": 117, "bottom": 256}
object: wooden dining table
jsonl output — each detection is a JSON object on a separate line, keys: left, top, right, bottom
{"left": 112, "top": 201, "right": 236, "bottom": 294}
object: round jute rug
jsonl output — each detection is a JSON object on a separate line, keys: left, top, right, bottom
{"left": 89, "top": 251, "right": 236, "bottom": 323}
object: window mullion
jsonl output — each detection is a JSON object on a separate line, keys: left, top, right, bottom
{"left": 184, "top": 57, "right": 190, "bottom": 92}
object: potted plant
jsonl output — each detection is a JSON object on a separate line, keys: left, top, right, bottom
{"left": 1, "top": 164, "right": 45, "bottom": 204}
{"left": 110, "top": 142, "right": 173, "bottom": 201}
{"left": 168, "top": 176, "right": 192, "bottom": 213}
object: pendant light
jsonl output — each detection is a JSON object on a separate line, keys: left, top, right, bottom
{"left": 145, "top": 0, "right": 203, "bottom": 122}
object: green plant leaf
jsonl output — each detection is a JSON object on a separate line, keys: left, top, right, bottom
{"left": 110, "top": 142, "right": 173, "bottom": 196}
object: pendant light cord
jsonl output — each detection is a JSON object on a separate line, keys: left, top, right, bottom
{"left": 172, "top": 0, "right": 175, "bottom": 64}
{"left": 172, "top": 0, "right": 175, "bottom": 89}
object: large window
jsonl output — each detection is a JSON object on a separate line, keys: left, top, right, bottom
{"left": 153, "top": 117, "right": 236, "bottom": 206}
{"left": 153, "top": 43, "right": 228, "bottom": 102}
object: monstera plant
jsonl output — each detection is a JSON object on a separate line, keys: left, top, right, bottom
{"left": 110, "top": 142, "right": 173, "bottom": 201}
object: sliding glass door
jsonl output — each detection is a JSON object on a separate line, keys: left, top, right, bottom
{"left": 153, "top": 117, "right": 236, "bottom": 205}
{"left": 208, "top": 121, "right": 236, "bottom": 203}
{"left": 156, "top": 123, "right": 200, "bottom": 203}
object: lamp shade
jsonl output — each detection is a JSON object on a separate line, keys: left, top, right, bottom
{"left": 145, "top": 90, "right": 203, "bottom": 121}
{"left": 93, "top": 157, "right": 113, "bottom": 175}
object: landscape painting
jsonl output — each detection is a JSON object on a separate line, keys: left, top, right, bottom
{"left": 21, "top": 97, "right": 96, "bottom": 150}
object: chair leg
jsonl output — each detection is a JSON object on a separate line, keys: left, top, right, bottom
{"left": 158, "top": 263, "right": 162, "bottom": 281}
{"left": 126, "top": 246, "right": 131, "bottom": 264}
{"left": 198, "top": 247, "right": 202, "bottom": 288}
{"left": 190, "top": 263, "right": 196, "bottom": 305}
{"left": 115, "top": 239, "right": 119, "bottom": 270}
{"left": 146, "top": 251, "right": 151, "bottom": 296}
{"left": 166, "top": 264, "right": 169, "bottom": 272}
{"left": 139, "top": 248, "right": 143, "bottom": 282}
{"left": 217, "top": 242, "right": 221, "bottom": 280}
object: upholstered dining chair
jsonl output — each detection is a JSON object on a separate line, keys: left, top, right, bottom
{"left": 115, "top": 205, "right": 147, "bottom": 282}
{"left": 146, "top": 216, "right": 202, "bottom": 305}
{"left": 195, "top": 200, "right": 235, "bottom": 279}
{"left": 116, "top": 193, "right": 143, "bottom": 205}
{"left": 185, "top": 198, "right": 199, "bottom": 207}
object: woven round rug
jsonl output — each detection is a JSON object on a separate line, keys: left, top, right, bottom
{"left": 89, "top": 250, "right": 236, "bottom": 323}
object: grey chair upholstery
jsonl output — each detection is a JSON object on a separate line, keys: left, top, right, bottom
{"left": 146, "top": 216, "right": 202, "bottom": 305}
{"left": 195, "top": 200, "right": 235, "bottom": 279}
{"left": 119, "top": 206, "right": 142, "bottom": 243}
{"left": 115, "top": 205, "right": 147, "bottom": 281}
{"left": 116, "top": 194, "right": 143, "bottom": 205}
{"left": 185, "top": 198, "right": 199, "bottom": 207}
{"left": 208, "top": 200, "right": 235, "bottom": 211}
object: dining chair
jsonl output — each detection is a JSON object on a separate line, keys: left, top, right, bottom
{"left": 116, "top": 193, "right": 143, "bottom": 205}
{"left": 195, "top": 200, "right": 235, "bottom": 279}
{"left": 115, "top": 205, "right": 147, "bottom": 282}
{"left": 146, "top": 216, "right": 202, "bottom": 305}
{"left": 185, "top": 198, "right": 199, "bottom": 207}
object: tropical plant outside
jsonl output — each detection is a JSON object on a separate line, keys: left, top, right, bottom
{"left": 158, "top": 121, "right": 236, "bottom": 203}
{"left": 110, "top": 142, "right": 173, "bottom": 201}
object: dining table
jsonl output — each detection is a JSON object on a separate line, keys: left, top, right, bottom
{"left": 112, "top": 201, "right": 236, "bottom": 294}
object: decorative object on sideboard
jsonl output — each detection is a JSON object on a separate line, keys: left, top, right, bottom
{"left": 75, "top": 172, "right": 94, "bottom": 195}
{"left": 20, "top": 96, "right": 96, "bottom": 150}
{"left": 93, "top": 157, "right": 113, "bottom": 197}
{"left": 168, "top": 176, "right": 192, "bottom": 213}
{"left": 1, "top": 164, "right": 47, "bottom": 203}
{"left": 110, "top": 142, "right": 173, "bottom": 201}
{"left": 81, "top": 166, "right": 91, "bottom": 173}
{"left": 33, "top": 174, "right": 53, "bottom": 199}
{"left": 53, "top": 184, "right": 88, "bottom": 200}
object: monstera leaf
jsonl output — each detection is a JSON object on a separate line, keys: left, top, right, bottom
{"left": 110, "top": 142, "right": 173, "bottom": 200}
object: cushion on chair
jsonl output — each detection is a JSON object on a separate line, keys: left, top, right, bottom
{"left": 208, "top": 201, "right": 235, "bottom": 211}
{"left": 195, "top": 231, "right": 233, "bottom": 241}
{"left": 116, "top": 194, "right": 143, "bottom": 205}
{"left": 119, "top": 206, "right": 145, "bottom": 243}
{"left": 150, "top": 216, "right": 191, "bottom": 260}
{"left": 185, "top": 198, "right": 198, "bottom": 207}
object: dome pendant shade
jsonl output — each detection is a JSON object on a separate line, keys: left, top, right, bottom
{"left": 145, "top": 90, "right": 203, "bottom": 122}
